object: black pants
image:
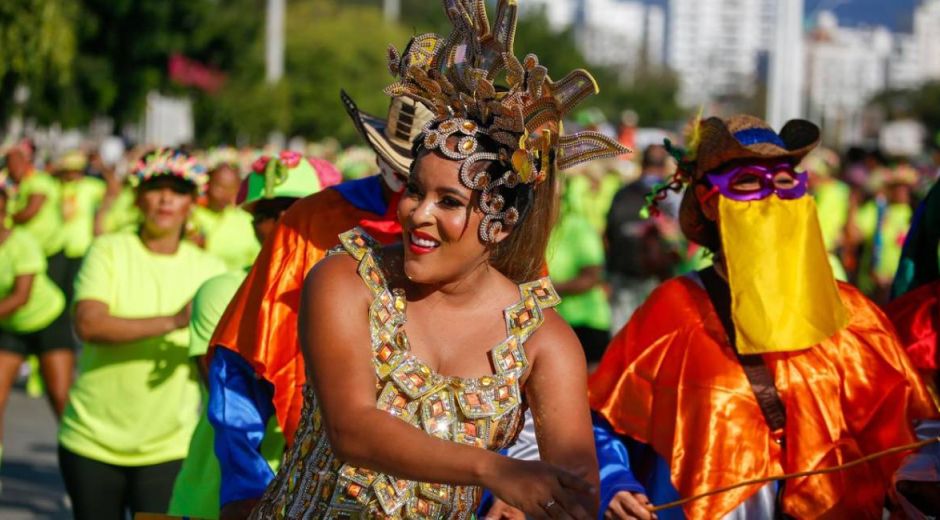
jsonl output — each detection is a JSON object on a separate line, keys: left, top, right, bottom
{"left": 573, "top": 326, "right": 610, "bottom": 363}
{"left": 58, "top": 445, "right": 183, "bottom": 520}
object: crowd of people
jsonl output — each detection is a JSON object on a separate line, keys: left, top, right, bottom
{"left": 1, "top": 1, "right": 939, "bottom": 519}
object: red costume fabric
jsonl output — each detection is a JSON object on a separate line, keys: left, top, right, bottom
{"left": 885, "top": 279, "right": 940, "bottom": 373}
{"left": 209, "top": 185, "right": 400, "bottom": 444}
{"left": 589, "top": 276, "right": 936, "bottom": 519}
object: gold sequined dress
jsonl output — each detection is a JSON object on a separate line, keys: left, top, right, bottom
{"left": 249, "top": 228, "right": 560, "bottom": 519}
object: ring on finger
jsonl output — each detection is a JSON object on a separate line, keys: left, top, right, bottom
{"left": 544, "top": 499, "right": 556, "bottom": 509}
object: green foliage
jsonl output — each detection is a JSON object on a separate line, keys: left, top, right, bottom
{"left": 870, "top": 81, "right": 940, "bottom": 141}
{"left": 0, "top": 0, "right": 78, "bottom": 120}
{"left": 5, "top": 0, "right": 684, "bottom": 142}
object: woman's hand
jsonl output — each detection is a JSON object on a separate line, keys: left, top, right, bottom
{"left": 604, "top": 491, "right": 657, "bottom": 520}
{"left": 484, "top": 457, "right": 595, "bottom": 520}
{"left": 172, "top": 300, "right": 193, "bottom": 329}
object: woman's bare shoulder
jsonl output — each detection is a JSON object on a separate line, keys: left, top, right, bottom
{"left": 524, "top": 308, "right": 585, "bottom": 367}
{"left": 303, "top": 252, "right": 371, "bottom": 308}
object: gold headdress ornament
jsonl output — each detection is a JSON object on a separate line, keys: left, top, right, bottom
{"left": 385, "top": 0, "right": 629, "bottom": 242}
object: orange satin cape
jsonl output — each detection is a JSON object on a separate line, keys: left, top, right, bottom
{"left": 589, "top": 276, "right": 937, "bottom": 519}
{"left": 209, "top": 186, "right": 401, "bottom": 444}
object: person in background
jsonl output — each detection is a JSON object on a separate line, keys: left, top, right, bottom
{"left": 191, "top": 154, "right": 260, "bottom": 271}
{"left": 207, "top": 91, "right": 432, "bottom": 519}
{"left": 5, "top": 146, "right": 69, "bottom": 300}
{"left": 58, "top": 149, "right": 226, "bottom": 520}
{"left": 167, "top": 152, "right": 330, "bottom": 519}
{"left": 94, "top": 150, "right": 141, "bottom": 235}
{"left": 547, "top": 174, "right": 613, "bottom": 364}
{"left": 801, "top": 147, "right": 849, "bottom": 280}
{"left": 54, "top": 150, "right": 106, "bottom": 302}
{"left": 605, "top": 145, "right": 682, "bottom": 332}
{"left": 0, "top": 173, "right": 75, "bottom": 467}
{"left": 851, "top": 163, "right": 919, "bottom": 303}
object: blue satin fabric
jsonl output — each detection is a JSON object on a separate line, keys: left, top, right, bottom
{"left": 208, "top": 348, "right": 277, "bottom": 506}
{"left": 331, "top": 175, "right": 388, "bottom": 215}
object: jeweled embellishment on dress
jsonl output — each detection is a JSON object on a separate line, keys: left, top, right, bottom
{"left": 249, "top": 228, "right": 560, "bottom": 518}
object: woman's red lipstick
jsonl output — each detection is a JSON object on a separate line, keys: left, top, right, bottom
{"left": 408, "top": 230, "right": 440, "bottom": 255}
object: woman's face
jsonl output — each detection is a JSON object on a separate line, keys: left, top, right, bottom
{"left": 136, "top": 183, "right": 194, "bottom": 238}
{"left": 398, "top": 151, "right": 502, "bottom": 284}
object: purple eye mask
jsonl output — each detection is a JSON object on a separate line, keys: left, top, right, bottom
{"left": 705, "top": 163, "right": 808, "bottom": 202}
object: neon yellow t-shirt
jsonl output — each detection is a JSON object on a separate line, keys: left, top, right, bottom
{"left": 547, "top": 212, "right": 611, "bottom": 331}
{"left": 13, "top": 171, "right": 65, "bottom": 256}
{"left": 191, "top": 206, "right": 260, "bottom": 271}
{"left": 59, "top": 232, "right": 226, "bottom": 466}
{"left": 61, "top": 176, "right": 107, "bottom": 258}
{"left": 102, "top": 186, "right": 141, "bottom": 234}
{"left": 168, "top": 270, "right": 284, "bottom": 519}
{"left": 0, "top": 228, "right": 66, "bottom": 333}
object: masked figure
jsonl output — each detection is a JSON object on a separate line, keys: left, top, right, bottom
{"left": 589, "top": 115, "right": 936, "bottom": 519}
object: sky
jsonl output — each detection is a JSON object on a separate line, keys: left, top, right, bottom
{"left": 641, "top": 0, "right": 920, "bottom": 31}
{"left": 804, "top": 0, "right": 918, "bottom": 30}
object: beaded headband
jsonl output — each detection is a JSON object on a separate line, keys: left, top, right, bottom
{"left": 130, "top": 148, "right": 208, "bottom": 194}
{"left": 385, "top": 0, "right": 628, "bottom": 242}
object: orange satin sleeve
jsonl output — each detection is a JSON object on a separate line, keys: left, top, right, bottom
{"left": 589, "top": 277, "right": 935, "bottom": 519}
{"left": 209, "top": 189, "right": 383, "bottom": 443}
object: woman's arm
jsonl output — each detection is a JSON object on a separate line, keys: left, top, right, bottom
{"left": 12, "top": 194, "right": 46, "bottom": 224}
{"left": 525, "top": 311, "right": 602, "bottom": 514}
{"left": 74, "top": 299, "right": 190, "bottom": 344}
{"left": 301, "top": 255, "right": 593, "bottom": 519}
{"left": 0, "top": 274, "right": 34, "bottom": 319}
{"left": 555, "top": 265, "right": 603, "bottom": 296}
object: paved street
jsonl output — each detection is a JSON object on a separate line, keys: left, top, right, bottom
{"left": 0, "top": 387, "right": 70, "bottom": 519}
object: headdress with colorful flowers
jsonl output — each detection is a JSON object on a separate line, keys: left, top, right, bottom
{"left": 385, "top": 0, "right": 628, "bottom": 242}
{"left": 129, "top": 148, "right": 208, "bottom": 194}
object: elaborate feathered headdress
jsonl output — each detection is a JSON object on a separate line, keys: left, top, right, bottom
{"left": 385, "top": 0, "right": 628, "bottom": 241}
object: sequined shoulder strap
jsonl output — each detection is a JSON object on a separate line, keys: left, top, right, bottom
{"left": 503, "top": 277, "right": 561, "bottom": 343}
{"left": 334, "top": 227, "right": 389, "bottom": 297}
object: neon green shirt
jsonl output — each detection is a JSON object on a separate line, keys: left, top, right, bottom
{"left": 0, "top": 228, "right": 65, "bottom": 333}
{"left": 191, "top": 206, "right": 261, "bottom": 271}
{"left": 61, "top": 176, "right": 107, "bottom": 258}
{"left": 102, "top": 186, "right": 141, "bottom": 234}
{"left": 547, "top": 212, "right": 611, "bottom": 331}
{"left": 168, "top": 270, "right": 284, "bottom": 519}
{"left": 813, "top": 180, "right": 850, "bottom": 252}
{"left": 13, "top": 171, "right": 65, "bottom": 256}
{"left": 59, "top": 232, "right": 226, "bottom": 466}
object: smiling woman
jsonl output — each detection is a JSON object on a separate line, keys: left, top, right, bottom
{"left": 245, "top": 1, "right": 628, "bottom": 519}
{"left": 57, "top": 149, "right": 227, "bottom": 520}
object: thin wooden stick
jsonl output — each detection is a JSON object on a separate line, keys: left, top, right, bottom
{"left": 648, "top": 436, "right": 940, "bottom": 513}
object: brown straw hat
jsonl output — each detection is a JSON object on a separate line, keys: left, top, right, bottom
{"left": 341, "top": 90, "right": 434, "bottom": 176}
{"left": 679, "top": 114, "right": 821, "bottom": 249}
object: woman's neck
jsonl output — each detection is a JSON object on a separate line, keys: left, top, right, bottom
{"left": 139, "top": 228, "right": 182, "bottom": 255}
{"left": 409, "top": 259, "right": 500, "bottom": 308}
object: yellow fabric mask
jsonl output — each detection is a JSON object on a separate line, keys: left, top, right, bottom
{"left": 718, "top": 196, "right": 848, "bottom": 354}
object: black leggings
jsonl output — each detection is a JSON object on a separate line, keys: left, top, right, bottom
{"left": 58, "top": 445, "right": 183, "bottom": 520}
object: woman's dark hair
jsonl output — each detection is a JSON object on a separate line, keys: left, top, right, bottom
{"left": 136, "top": 175, "right": 198, "bottom": 197}
{"left": 411, "top": 132, "right": 559, "bottom": 282}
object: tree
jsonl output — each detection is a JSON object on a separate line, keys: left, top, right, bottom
{"left": 0, "top": 0, "right": 78, "bottom": 124}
